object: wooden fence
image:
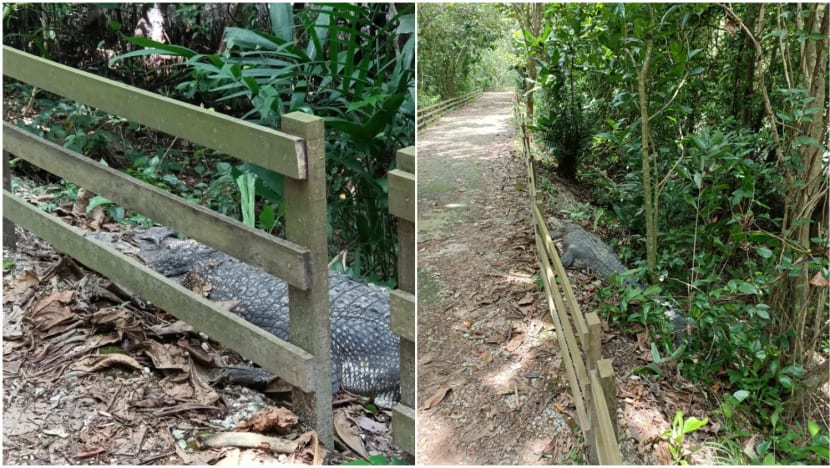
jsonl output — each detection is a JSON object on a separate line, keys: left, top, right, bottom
{"left": 416, "top": 88, "right": 483, "bottom": 131}
{"left": 388, "top": 147, "right": 415, "bottom": 454}
{"left": 515, "top": 97, "right": 622, "bottom": 464}
{"left": 3, "top": 45, "right": 362, "bottom": 449}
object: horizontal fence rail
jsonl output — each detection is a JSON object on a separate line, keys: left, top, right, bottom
{"left": 3, "top": 123, "right": 313, "bottom": 289}
{"left": 3, "top": 47, "right": 335, "bottom": 447}
{"left": 3, "top": 46, "right": 307, "bottom": 179}
{"left": 2, "top": 191, "right": 317, "bottom": 389}
{"left": 389, "top": 146, "right": 415, "bottom": 455}
{"left": 517, "top": 99, "right": 621, "bottom": 464}
{"left": 416, "top": 88, "right": 483, "bottom": 131}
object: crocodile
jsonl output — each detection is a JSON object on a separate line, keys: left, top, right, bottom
{"left": 89, "top": 227, "right": 400, "bottom": 406}
{"left": 548, "top": 217, "right": 688, "bottom": 342}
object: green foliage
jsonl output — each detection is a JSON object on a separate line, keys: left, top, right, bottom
{"left": 341, "top": 454, "right": 406, "bottom": 465}
{"left": 529, "top": 4, "right": 603, "bottom": 181}
{"left": 236, "top": 173, "right": 257, "bottom": 228}
{"left": 108, "top": 4, "right": 415, "bottom": 282}
{"left": 533, "top": 105, "right": 591, "bottom": 180}
{"left": 521, "top": 4, "right": 828, "bottom": 459}
{"left": 3, "top": 258, "right": 16, "bottom": 270}
{"left": 417, "top": 3, "right": 514, "bottom": 99}
{"left": 662, "top": 411, "right": 708, "bottom": 465}
{"left": 712, "top": 392, "right": 830, "bottom": 465}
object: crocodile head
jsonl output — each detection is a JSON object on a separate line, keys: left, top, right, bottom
{"left": 131, "top": 227, "right": 195, "bottom": 276}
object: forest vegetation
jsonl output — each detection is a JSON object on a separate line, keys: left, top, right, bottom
{"left": 418, "top": 3, "right": 829, "bottom": 464}
{"left": 4, "top": 3, "right": 414, "bottom": 284}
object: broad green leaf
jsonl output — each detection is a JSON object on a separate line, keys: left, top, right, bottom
{"left": 259, "top": 204, "right": 276, "bottom": 231}
{"left": 236, "top": 173, "right": 257, "bottom": 228}
{"left": 808, "top": 420, "right": 820, "bottom": 437}
{"left": 756, "top": 247, "right": 773, "bottom": 258}
{"left": 269, "top": 3, "right": 293, "bottom": 42}
{"left": 738, "top": 281, "right": 758, "bottom": 295}
{"left": 733, "top": 389, "right": 750, "bottom": 402}
{"left": 87, "top": 196, "right": 113, "bottom": 212}
{"left": 682, "top": 416, "right": 708, "bottom": 434}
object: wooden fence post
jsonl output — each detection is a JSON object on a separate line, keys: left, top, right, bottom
{"left": 395, "top": 147, "right": 415, "bottom": 410}
{"left": 282, "top": 112, "right": 333, "bottom": 449}
{"left": 598, "top": 358, "right": 618, "bottom": 439}
{"left": 586, "top": 312, "right": 602, "bottom": 464}
{"left": 3, "top": 151, "right": 16, "bottom": 250}
{"left": 389, "top": 146, "right": 415, "bottom": 454}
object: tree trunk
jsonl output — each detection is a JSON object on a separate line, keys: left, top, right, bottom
{"left": 638, "top": 6, "right": 658, "bottom": 284}
{"left": 730, "top": 4, "right": 760, "bottom": 128}
{"left": 764, "top": 4, "right": 829, "bottom": 419}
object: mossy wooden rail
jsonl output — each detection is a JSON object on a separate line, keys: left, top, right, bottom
{"left": 2, "top": 46, "right": 338, "bottom": 446}
{"left": 515, "top": 97, "right": 621, "bottom": 464}
{"left": 416, "top": 88, "right": 483, "bottom": 131}
{"left": 388, "top": 146, "right": 415, "bottom": 455}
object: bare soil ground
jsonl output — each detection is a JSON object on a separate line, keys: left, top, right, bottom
{"left": 416, "top": 92, "right": 581, "bottom": 464}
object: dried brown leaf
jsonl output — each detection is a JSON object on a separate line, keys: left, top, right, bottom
{"left": 334, "top": 410, "right": 368, "bottom": 459}
{"left": 517, "top": 293, "right": 534, "bottom": 305}
{"left": 28, "top": 291, "right": 76, "bottom": 332}
{"left": 150, "top": 320, "right": 195, "bottom": 337}
{"left": 189, "top": 370, "right": 220, "bottom": 405}
{"left": 76, "top": 447, "right": 106, "bottom": 458}
{"left": 355, "top": 415, "right": 386, "bottom": 434}
{"left": 14, "top": 268, "right": 40, "bottom": 292}
{"left": 86, "top": 205, "right": 107, "bottom": 231}
{"left": 71, "top": 354, "right": 143, "bottom": 374}
{"left": 235, "top": 407, "right": 299, "bottom": 434}
{"left": 422, "top": 386, "right": 452, "bottom": 410}
{"left": 809, "top": 271, "right": 829, "bottom": 287}
{"left": 142, "top": 340, "right": 189, "bottom": 372}
{"left": 72, "top": 188, "right": 92, "bottom": 216}
{"left": 90, "top": 307, "right": 132, "bottom": 329}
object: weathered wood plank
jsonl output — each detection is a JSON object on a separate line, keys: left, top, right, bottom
{"left": 3, "top": 151, "right": 15, "bottom": 250}
{"left": 282, "top": 112, "right": 333, "bottom": 448}
{"left": 3, "top": 190, "right": 315, "bottom": 391}
{"left": 598, "top": 358, "right": 618, "bottom": 439}
{"left": 587, "top": 313, "right": 602, "bottom": 371}
{"left": 390, "top": 146, "right": 414, "bottom": 455}
{"left": 396, "top": 220, "right": 415, "bottom": 293}
{"left": 390, "top": 289, "right": 415, "bottom": 342}
{"left": 417, "top": 89, "right": 482, "bottom": 130}
{"left": 389, "top": 169, "right": 415, "bottom": 223}
{"left": 396, "top": 146, "right": 415, "bottom": 174}
{"left": 533, "top": 202, "right": 588, "bottom": 340}
{"left": 400, "top": 338, "right": 415, "bottom": 407}
{"left": 391, "top": 403, "right": 415, "bottom": 455}
{"left": 536, "top": 233, "right": 589, "bottom": 428}
{"left": 591, "top": 369, "right": 622, "bottom": 465}
{"left": 3, "top": 122, "right": 312, "bottom": 289}
{"left": 3, "top": 46, "right": 306, "bottom": 179}
{"left": 585, "top": 314, "right": 601, "bottom": 464}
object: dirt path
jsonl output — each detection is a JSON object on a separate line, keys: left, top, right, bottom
{"left": 416, "top": 93, "right": 580, "bottom": 464}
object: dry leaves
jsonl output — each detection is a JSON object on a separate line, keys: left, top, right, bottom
{"left": 334, "top": 410, "right": 368, "bottom": 459}
{"left": 422, "top": 386, "right": 452, "bottom": 410}
{"left": 70, "top": 354, "right": 144, "bottom": 374}
{"left": 235, "top": 407, "right": 299, "bottom": 434}
{"left": 27, "top": 290, "right": 77, "bottom": 332}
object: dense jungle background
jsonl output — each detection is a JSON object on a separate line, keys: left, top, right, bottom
{"left": 3, "top": 2, "right": 415, "bottom": 285}
{"left": 418, "top": 3, "right": 828, "bottom": 464}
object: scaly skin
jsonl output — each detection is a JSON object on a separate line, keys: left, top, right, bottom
{"left": 549, "top": 218, "right": 687, "bottom": 342}
{"left": 90, "top": 227, "right": 401, "bottom": 406}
